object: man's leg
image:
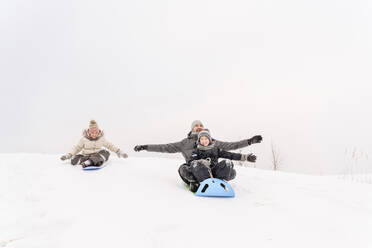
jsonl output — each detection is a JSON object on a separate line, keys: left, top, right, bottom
{"left": 178, "top": 163, "right": 196, "bottom": 184}
{"left": 212, "top": 160, "right": 236, "bottom": 181}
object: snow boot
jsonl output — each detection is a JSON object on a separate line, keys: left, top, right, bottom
{"left": 80, "top": 159, "right": 92, "bottom": 168}
{"left": 189, "top": 182, "right": 200, "bottom": 193}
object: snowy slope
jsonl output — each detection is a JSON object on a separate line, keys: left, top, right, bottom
{"left": 1, "top": 154, "right": 372, "bottom": 248}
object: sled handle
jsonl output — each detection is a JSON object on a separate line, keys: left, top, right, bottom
{"left": 205, "top": 158, "right": 214, "bottom": 180}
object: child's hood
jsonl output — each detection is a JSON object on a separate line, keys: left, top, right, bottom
{"left": 82, "top": 129, "right": 104, "bottom": 141}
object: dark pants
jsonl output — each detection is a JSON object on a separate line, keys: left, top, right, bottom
{"left": 190, "top": 160, "right": 236, "bottom": 183}
{"left": 71, "top": 150, "right": 110, "bottom": 167}
{"left": 178, "top": 163, "right": 197, "bottom": 184}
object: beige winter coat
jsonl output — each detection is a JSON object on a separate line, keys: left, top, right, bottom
{"left": 70, "top": 130, "right": 120, "bottom": 156}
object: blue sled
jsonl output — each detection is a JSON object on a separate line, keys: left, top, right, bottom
{"left": 83, "top": 166, "right": 102, "bottom": 171}
{"left": 195, "top": 178, "right": 235, "bottom": 198}
{"left": 82, "top": 161, "right": 109, "bottom": 171}
{"left": 83, "top": 164, "right": 107, "bottom": 171}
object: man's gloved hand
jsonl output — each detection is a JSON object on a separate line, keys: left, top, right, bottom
{"left": 117, "top": 150, "right": 128, "bottom": 158}
{"left": 134, "top": 145, "right": 148, "bottom": 152}
{"left": 247, "top": 135, "right": 263, "bottom": 145}
{"left": 60, "top": 153, "right": 72, "bottom": 161}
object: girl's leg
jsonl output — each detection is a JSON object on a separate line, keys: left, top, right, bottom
{"left": 98, "top": 150, "right": 110, "bottom": 161}
{"left": 79, "top": 156, "right": 90, "bottom": 168}
{"left": 81, "top": 159, "right": 93, "bottom": 168}
{"left": 71, "top": 154, "right": 83, "bottom": 165}
{"left": 86, "top": 150, "right": 110, "bottom": 167}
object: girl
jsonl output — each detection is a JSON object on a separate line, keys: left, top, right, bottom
{"left": 60, "top": 120, "right": 128, "bottom": 167}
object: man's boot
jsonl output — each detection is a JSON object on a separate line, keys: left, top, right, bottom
{"left": 189, "top": 182, "right": 200, "bottom": 193}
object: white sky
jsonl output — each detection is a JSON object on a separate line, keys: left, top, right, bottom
{"left": 1, "top": 0, "right": 371, "bottom": 174}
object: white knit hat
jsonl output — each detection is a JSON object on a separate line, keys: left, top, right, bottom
{"left": 89, "top": 120, "right": 99, "bottom": 129}
{"left": 191, "top": 120, "right": 203, "bottom": 130}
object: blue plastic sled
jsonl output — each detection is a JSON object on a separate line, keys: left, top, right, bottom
{"left": 83, "top": 166, "right": 102, "bottom": 171}
{"left": 82, "top": 162, "right": 108, "bottom": 171}
{"left": 195, "top": 178, "right": 235, "bottom": 198}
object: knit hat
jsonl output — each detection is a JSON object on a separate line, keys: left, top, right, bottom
{"left": 191, "top": 120, "right": 203, "bottom": 131}
{"left": 198, "top": 129, "right": 212, "bottom": 142}
{"left": 89, "top": 120, "right": 99, "bottom": 130}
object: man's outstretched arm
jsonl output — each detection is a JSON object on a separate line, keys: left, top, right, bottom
{"left": 134, "top": 140, "right": 184, "bottom": 154}
{"left": 215, "top": 135, "right": 262, "bottom": 151}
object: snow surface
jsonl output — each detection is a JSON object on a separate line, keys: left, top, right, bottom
{"left": 1, "top": 154, "right": 372, "bottom": 248}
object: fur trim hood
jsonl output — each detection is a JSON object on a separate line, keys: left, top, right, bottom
{"left": 82, "top": 129, "right": 104, "bottom": 141}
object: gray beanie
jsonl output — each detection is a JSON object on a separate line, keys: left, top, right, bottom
{"left": 191, "top": 120, "right": 203, "bottom": 130}
{"left": 198, "top": 129, "right": 212, "bottom": 142}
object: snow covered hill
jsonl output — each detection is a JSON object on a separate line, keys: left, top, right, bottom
{"left": 1, "top": 154, "right": 372, "bottom": 248}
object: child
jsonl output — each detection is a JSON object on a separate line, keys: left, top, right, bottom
{"left": 60, "top": 120, "right": 128, "bottom": 168}
{"left": 188, "top": 129, "right": 257, "bottom": 192}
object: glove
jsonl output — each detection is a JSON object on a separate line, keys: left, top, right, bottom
{"left": 117, "top": 150, "right": 128, "bottom": 158}
{"left": 247, "top": 153, "right": 257, "bottom": 162}
{"left": 60, "top": 153, "right": 72, "bottom": 161}
{"left": 247, "top": 135, "right": 263, "bottom": 145}
{"left": 134, "top": 145, "right": 148, "bottom": 152}
{"left": 242, "top": 153, "right": 257, "bottom": 162}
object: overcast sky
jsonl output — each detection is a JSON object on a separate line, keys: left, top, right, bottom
{"left": 1, "top": 0, "right": 371, "bottom": 174}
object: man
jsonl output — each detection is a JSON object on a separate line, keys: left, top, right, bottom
{"left": 134, "top": 120, "right": 262, "bottom": 184}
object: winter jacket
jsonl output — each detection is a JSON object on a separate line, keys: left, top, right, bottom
{"left": 70, "top": 130, "right": 120, "bottom": 156}
{"left": 189, "top": 143, "right": 243, "bottom": 168}
{"left": 146, "top": 132, "right": 251, "bottom": 162}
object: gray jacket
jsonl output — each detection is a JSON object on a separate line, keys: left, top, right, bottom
{"left": 147, "top": 132, "right": 251, "bottom": 162}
